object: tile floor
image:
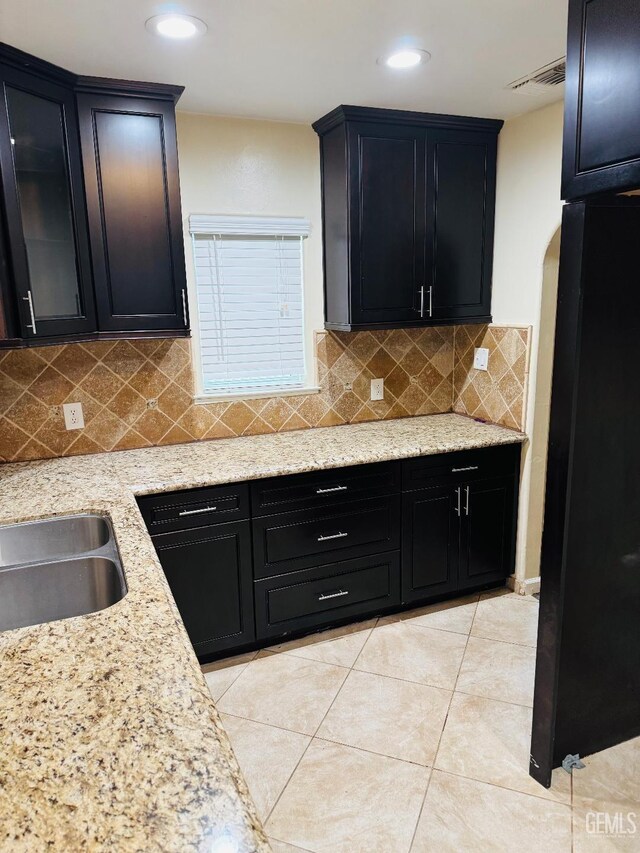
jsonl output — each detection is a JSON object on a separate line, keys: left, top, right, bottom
{"left": 202, "top": 589, "right": 640, "bottom": 852}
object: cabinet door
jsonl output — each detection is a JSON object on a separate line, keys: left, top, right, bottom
{"left": 401, "top": 486, "right": 459, "bottom": 604}
{"left": 151, "top": 520, "right": 255, "bottom": 658}
{"left": 348, "top": 122, "right": 426, "bottom": 325}
{"left": 458, "top": 477, "right": 515, "bottom": 591}
{"left": 426, "top": 129, "right": 495, "bottom": 322}
{"left": 77, "top": 94, "right": 188, "bottom": 333}
{"left": 562, "top": 0, "right": 640, "bottom": 199}
{"left": 0, "top": 67, "right": 96, "bottom": 338}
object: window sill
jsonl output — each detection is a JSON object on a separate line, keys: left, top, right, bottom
{"left": 194, "top": 386, "right": 321, "bottom": 405}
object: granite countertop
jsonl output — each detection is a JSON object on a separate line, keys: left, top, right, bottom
{"left": 0, "top": 413, "right": 525, "bottom": 851}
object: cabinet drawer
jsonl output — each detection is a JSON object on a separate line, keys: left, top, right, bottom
{"left": 137, "top": 483, "right": 249, "bottom": 533}
{"left": 251, "top": 461, "right": 400, "bottom": 516}
{"left": 252, "top": 495, "right": 401, "bottom": 579}
{"left": 255, "top": 552, "right": 401, "bottom": 640}
{"left": 402, "top": 445, "right": 521, "bottom": 492}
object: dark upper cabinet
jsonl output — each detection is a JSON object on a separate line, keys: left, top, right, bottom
{"left": 427, "top": 129, "right": 496, "bottom": 322}
{"left": 0, "top": 61, "right": 96, "bottom": 340}
{"left": 0, "top": 43, "right": 189, "bottom": 346}
{"left": 313, "top": 106, "right": 502, "bottom": 332}
{"left": 562, "top": 0, "right": 640, "bottom": 199}
{"left": 77, "top": 91, "right": 188, "bottom": 333}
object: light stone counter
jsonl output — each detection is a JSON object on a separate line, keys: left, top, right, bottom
{"left": 0, "top": 414, "right": 525, "bottom": 851}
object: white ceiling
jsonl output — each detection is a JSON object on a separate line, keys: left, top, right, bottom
{"left": 0, "top": 0, "right": 567, "bottom": 123}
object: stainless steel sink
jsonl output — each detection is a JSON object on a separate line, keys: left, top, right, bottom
{"left": 0, "top": 514, "right": 110, "bottom": 567}
{"left": 0, "top": 514, "right": 127, "bottom": 633}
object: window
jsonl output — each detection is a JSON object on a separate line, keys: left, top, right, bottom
{"left": 189, "top": 215, "right": 310, "bottom": 397}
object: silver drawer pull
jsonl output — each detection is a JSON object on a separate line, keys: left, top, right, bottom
{"left": 316, "top": 485, "right": 348, "bottom": 494}
{"left": 317, "top": 531, "right": 348, "bottom": 542}
{"left": 451, "top": 466, "right": 479, "bottom": 473}
{"left": 23, "top": 290, "right": 37, "bottom": 334}
{"left": 318, "top": 590, "right": 349, "bottom": 602}
{"left": 178, "top": 506, "right": 217, "bottom": 517}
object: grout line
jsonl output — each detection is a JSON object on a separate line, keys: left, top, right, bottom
{"left": 453, "top": 687, "right": 533, "bottom": 709}
{"left": 408, "top": 600, "right": 478, "bottom": 851}
{"left": 311, "top": 734, "right": 434, "bottom": 769}
{"left": 424, "top": 766, "right": 573, "bottom": 809}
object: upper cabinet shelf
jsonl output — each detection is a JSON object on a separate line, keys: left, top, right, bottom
{"left": 0, "top": 43, "right": 189, "bottom": 347}
{"left": 562, "top": 0, "right": 640, "bottom": 200}
{"left": 313, "top": 106, "right": 502, "bottom": 332}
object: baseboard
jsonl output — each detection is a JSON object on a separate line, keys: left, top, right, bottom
{"left": 507, "top": 575, "right": 541, "bottom": 597}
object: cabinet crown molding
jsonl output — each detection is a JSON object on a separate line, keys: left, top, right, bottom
{"left": 312, "top": 104, "right": 504, "bottom": 136}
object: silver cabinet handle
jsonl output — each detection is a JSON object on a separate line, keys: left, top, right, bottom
{"left": 316, "top": 485, "right": 348, "bottom": 494}
{"left": 23, "top": 290, "right": 37, "bottom": 334}
{"left": 428, "top": 285, "right": 433, "bottom": 317}
{"left": 178, "top": 506, "right": 217, "bottom": 517}
{"left": 455, "top": 487, "right": 461, "bottom": 517}
{"left": 181, "top": 289, "right": 188, "bottom": 326}
{"left": 452, "top": 466, "right": 479, "bottom": 473}
{"left": 465, "top": 486, "right": 470, "bottom": 516}
{"left": 317, "top": 531, "right": 348, "bottom": 542}
{"left": 419, "top": 285, "right": 425, "bottom": 318}
{"left": 318, "top": 590, "right": 349, "bottom": 601}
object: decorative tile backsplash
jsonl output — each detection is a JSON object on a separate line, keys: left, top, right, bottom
{"left": 0, "top": 325, "right": 529, "bottom": 463}
{"left": 453, "top": 325, "right": 530, "bottom": 432}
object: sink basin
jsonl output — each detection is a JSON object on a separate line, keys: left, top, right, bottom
{"left": 0, "top": 514, "right": 110, "bottom": 567}
{"left": 0, "top": 557, "right": 126, "bottom": 632}
{"left": 0, "top": 513, "right": 127, "bottom": 633}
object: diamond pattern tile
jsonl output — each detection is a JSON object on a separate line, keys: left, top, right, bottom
{"left": 0, "top": 325, "right": 529, "bottom": 462}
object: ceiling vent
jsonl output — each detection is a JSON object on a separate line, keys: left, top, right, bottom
{"left": 507, "top": 58, "right": 566, "bottom": 96}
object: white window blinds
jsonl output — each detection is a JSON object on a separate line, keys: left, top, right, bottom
{"left": 189, "top": 215, "right": 310, "bottom": 396}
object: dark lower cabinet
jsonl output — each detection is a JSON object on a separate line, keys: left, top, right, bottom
{"left": 139, "top": 443, "right": 520, "bottom": 662}
{"left": 459, "top": 477, "right": 515, "bottom": 591}
{"left": 151, "top": 520, "right": 255, "bottom": 657}
{"left": 402, "top": 487, "right": 458, "bottom": 603}
{"left": 401, "top": 450, "right": 520, "bottom": 605}
{"left": 255, "top": 552, "right": 401, "bottom": 641}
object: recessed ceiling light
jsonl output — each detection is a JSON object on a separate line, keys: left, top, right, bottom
{"left": 379, "top": 49, "right": 431, "bottom": 69}
{"left": 146, "top": 13, "right": 207, "bottom": 39}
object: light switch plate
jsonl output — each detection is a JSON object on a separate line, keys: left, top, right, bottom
{"left": 370, "top": 378, "right": 384, "bottom": 401}
{"left": 473, "top": 347, "right": 489, "bottom": 371}
{"left": 63, "top": 402, "right": 85, "bottom": 430}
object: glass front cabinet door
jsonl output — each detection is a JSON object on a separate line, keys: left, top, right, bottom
{"left": 0, "top": 65, "right": 95, "bottom": 339}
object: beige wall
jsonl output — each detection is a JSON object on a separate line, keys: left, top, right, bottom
{"left": 175, "top": 112, "right": 324, "bottom": 392}
{"left": 491, "top": 101, "right": 564, "bottom": 582}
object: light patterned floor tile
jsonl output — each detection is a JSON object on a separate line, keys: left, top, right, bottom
{"left": 435, "top": 693, "right": 571, "bottom": 803}
{"left": 267, "top": 619, "right": 377, "bottom": 667}
{"left": 219, "top": 714, "right": 310, "bottom": 821}
{"left": 380, "top": 594, "right": 479, "bottom": 635}
{"left": 217, "top": 651, "right": 348, "bottom": 735}
{"left": 572, "top": 735, "right": 640, "bottom": 853}
{"left": 456, "top": 636, "right": 536, "bottom": 706}
{"left": 471, "top": 594, "right": 539, "bottom": 647}
{"left": 201, "top": 651, "right": 257, "bottom": 701}
{"left": 266, "top": 739, "right": 429, "bottom": 853}
{"left": 411, "top": 770, "right": 572, "bottom": 852}
{"left": 317, "top": 669, "right": 451, "bottom": 765}
{"left": 354, "top": 621, "right": 467, "bottom": 689}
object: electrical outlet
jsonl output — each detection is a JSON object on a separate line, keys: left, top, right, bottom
{"left": 370, "top": 378, "right": 384, "bottom": 401}
{"left": 62, "top": 402, "right": 84, "bottom": 430}
{"left": 473, "top": 347, "right": 489, "bottom": 371}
